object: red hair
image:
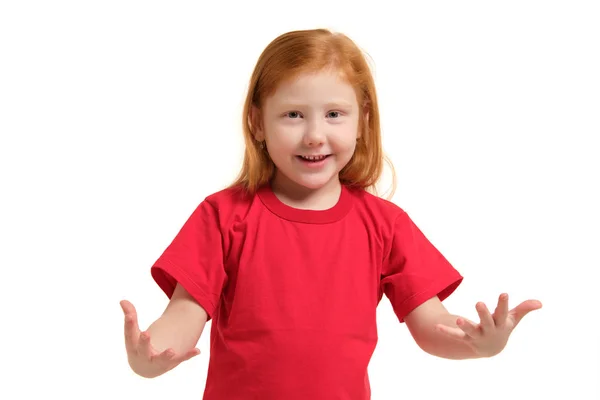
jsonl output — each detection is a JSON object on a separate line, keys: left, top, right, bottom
{"left": 229, "top": 28, "right": 396, "bottom": 198}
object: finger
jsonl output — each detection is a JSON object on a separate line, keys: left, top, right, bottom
{"left": 475, "top": 302, "right": 495, "bottom": 330}
{"left": 154, "top": 347, "right": 200, "bottom": 364}
{"left": 176, "top": 347, "right": 201, "bottom": 363}
{"left": 152, "top": 347, "right": 200, "bottom": 370}
{"left": 509, "top": 299, "right": 543, "bottom": 327}
{"left": 138, "top": 331, "right": 155, "bottom": 359}
{"left": 436, "top": 323, "right": 468, "bottom": 340}
{"left": 121, "top": 300, "right": 141, "bottom": 351}
{"left": 493, "top": 293, "right": 509, "bottom": 326}
{"left": 151, "top": 348, "right": 177, "bottom": 364}
{"left": 456, "top": 316, "right": 480, "bottom": 338}
{"left": 120, "top": 299, "right": 137, "bottom": 317}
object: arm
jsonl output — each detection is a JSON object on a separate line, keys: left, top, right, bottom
{"left": 121, "top": 283, "right": 209, "bottom": 378}
{"left": 146, "top": 282, "right": 209, "bottom": 354}
{"left": 404, "top": 294, "right": 542, "bottom": 360}
{"left": 405, "top": 296, "right": 480, "bottom": 360}
{"left": 381, "top": 211, "right": 541, "bottom": 358}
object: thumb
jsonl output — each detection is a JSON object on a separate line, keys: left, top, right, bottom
{"left": 510, "top": 299, "right": 542, "bottom": 326}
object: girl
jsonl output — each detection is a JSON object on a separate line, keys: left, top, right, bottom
{"left": 120, "top": 28, "right": 542, "bottom": 399}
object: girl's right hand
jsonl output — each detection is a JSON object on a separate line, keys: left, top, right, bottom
{"left": 120, "top": 300, "right": 201, "bottom": 378}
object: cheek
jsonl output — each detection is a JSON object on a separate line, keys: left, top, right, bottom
{"left": 266, "top": 124, "right": 301, "bottom": 147}
{"left": 268, "top": 133, "right": 291, "bottom": 147}
{"left": 332, "top": 125, "right": 360, "bottom": 151}
{"left": 265, "top": 133, "right": 296, "bottom": 158}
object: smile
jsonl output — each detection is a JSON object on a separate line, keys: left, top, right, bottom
{"left": 298, "top": 155, "right": 330, "bottom": 161}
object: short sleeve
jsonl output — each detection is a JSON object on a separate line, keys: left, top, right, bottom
{"left": 381, "top": 211, "right": 463, "bottom": 322}
{"left": 151, "top": 200, "right": 227, "bottom": 320}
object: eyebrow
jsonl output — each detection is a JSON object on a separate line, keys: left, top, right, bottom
{"left": 277, "top": 101, "right": 355, "bottom": 110}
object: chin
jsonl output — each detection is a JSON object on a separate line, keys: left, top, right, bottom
{"left": 272, "top": 157, "right": 346, "bottom": 192}
{"left": 290, "top": 173, "right": 340, "bottom": 191}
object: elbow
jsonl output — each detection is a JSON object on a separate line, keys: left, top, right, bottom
{"left": 409, "top": 326, "right": 439, "bottom": 355}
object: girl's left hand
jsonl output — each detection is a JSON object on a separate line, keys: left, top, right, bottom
{"left": 435, "top": 293, "right": 543, "bottom": 357}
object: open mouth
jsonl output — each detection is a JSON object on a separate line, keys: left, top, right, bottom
{"left": 297, "top": 154, "right": 331, "bottom": 163}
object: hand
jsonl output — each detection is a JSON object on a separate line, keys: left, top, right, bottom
{"left": 120, "top": 300, "right": 200, "bottom": 378}
{"left": 435, "top": 293, "right": 542, "bottom": 357}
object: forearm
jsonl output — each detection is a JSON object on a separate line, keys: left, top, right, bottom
{"left": 415, "top": 313, "right": 480, "bottom": 360}
{"left": 147, "top": 301, "right": 208, "bottom": 354}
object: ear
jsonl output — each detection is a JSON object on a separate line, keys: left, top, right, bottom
{"left": 358, "top": 108, "right": 369, "bottom": 139}
{"left": 249, "top": 105, "right": 264, "bottom": 141}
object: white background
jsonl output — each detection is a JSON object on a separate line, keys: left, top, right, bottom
{"left": 1, "top": 1, "right": 598, "bottom": 399}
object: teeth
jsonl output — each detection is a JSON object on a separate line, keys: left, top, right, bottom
{"left": 301, "top": 155, "right": 326, "bottom": 161}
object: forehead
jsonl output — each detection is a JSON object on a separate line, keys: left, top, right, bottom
{"left": 266, "top": 70, "right": 358, "bottom": 107}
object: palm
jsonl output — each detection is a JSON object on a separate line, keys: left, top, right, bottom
{"left": 436, "top": 293, "right": 542, "bottom": 357}
{"left": 120, "top": 300, "right": 200, "bottom": 378}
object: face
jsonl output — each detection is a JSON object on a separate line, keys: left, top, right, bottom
{"left": 253, "top": 69, "right": 362, "bottom": 195}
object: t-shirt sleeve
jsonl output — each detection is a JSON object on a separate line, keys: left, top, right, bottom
{"left": 150, "top": 199, "right": 227, "bottom": 320}
{"left": 381, "top": 210, "right": 463, "bottom": 322}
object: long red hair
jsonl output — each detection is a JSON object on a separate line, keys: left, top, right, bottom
{"left": 229, "top": 28, "right": 396, "bottom": 199}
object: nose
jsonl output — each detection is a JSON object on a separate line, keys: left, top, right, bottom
{"left": 303, "top": 120, "right": 325, "bottom": 147}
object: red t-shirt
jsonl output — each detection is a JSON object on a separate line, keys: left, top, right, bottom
{"left": 151, "top": 183, "right": 462, "bottom": 399}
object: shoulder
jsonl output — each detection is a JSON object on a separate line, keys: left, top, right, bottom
{"left": 344, "top": 186, "right": 414, "bottom": 245}
{"left": 348, "top": 186, "right": 408, "bottom": 222}
{"left": 204, "top": 184, "right": 254, "bottom": 208}
{"left": 200, "top": 184, "right": 258, "bottom": 227}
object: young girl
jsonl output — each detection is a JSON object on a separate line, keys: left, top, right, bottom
{"left": 120, "top": 28, "right": 542, "bottom": 399}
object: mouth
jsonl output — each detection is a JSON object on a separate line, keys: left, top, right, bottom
{"left": 296, "top": 154, "right": 331, "bottom": 162}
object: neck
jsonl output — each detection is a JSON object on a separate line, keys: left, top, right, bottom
{"left": 270, "top": 173, "right": 342, "bottom": 211}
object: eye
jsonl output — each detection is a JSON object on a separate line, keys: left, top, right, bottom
{"left": 327, "top": 111, "right": 341, "bottom": 118}
{"left": 285, "top": 111, "right": 302, "bottom": 119}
